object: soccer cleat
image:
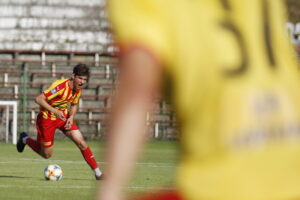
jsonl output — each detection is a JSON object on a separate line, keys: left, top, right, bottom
{"left": 17, "top": 132, "right": 28, "bottom": 153}
{"left": 95, "top": 174, "right": 104, "bottom": 180}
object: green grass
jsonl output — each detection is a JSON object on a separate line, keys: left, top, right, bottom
{"left": 0, "top": 140, "right": 179, "bottom": 200}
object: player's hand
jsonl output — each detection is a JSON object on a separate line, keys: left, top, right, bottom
{"left": 54, "top": 110, "right": 66, "bottom": 121}
{"left": 64, "top": 117, "right": 73, "bottom": 130}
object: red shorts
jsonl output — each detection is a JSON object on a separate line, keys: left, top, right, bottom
{"left": 133, "top": 191, "right": 183, "bottom": 200}
{"left": 36, "top": 113, "right": 79, "bottom": 148}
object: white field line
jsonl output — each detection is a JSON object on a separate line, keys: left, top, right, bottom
{"left": 0, "top": 184, "right": 174, "bottom": 191}
{"left": 0, "top": 158, "right": 176, "bottom": 168}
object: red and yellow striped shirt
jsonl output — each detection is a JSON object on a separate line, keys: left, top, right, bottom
{"left": 41, "top": 79, "right": 81, "bottom": 120}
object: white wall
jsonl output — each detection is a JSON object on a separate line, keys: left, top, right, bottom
{"left": 0, "top": 0, "right": 111, "bottom": 52}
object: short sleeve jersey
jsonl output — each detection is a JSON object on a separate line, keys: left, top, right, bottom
{"left": 41, "top": 79, "right": 81, "bottom": 120}
{"left": 109, "top": 0, "right": 300, "bottom": 199}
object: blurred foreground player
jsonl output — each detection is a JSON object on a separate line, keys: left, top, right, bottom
{"left": 17, "top": 64, "right": 104, "bottom": 180}
{"left": 99, "top": 0, "right": 300, "bottom": 199}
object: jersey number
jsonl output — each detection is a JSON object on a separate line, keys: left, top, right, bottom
{"left": 220, "top": 0, "right": 276, "bottom": 76}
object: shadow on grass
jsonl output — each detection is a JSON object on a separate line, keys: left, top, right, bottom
{"left": 64, "top": 177, "right": 91, "bottom": 181}
{"left": 0, "top": 175, "right": 28, "bottom": 179}
{"left": 0, "top": 175, "right": 91, "bottom": 181}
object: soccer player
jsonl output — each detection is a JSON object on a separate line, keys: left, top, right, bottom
{"left": 17, "top": 63, "right": 104, "bottom": 180}
{"left": 98, "top": 0, "right": 300, "bottom": 199}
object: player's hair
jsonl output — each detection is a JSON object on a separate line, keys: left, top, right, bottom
{"left": 73, "top": 63, "right": 90, "bottom": 77}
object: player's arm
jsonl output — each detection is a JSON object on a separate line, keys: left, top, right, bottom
{"left": 97, "top": 48, "right": 162, "bottom": 200}
{"left": 35, "top": 93, "right": 66, "bottom": 121}
{"left": 69, "top": 103, "right": 78, "bottom": 119}
{"left": 64, "top": 104, "right": 78, "bottom": 129}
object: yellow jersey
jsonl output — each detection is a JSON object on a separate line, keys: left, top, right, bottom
{"left": 42, "top": 79, "right": 81, "bottom": 120}
{"left": 108, "top": 0, "right": 300, "bottom": 199}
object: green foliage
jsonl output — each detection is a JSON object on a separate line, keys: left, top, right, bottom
{"left": 0, "top": 141, "right": 178, "bottom": 200}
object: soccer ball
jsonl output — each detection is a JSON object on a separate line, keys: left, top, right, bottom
{"left": 44, "top": 164, "right": 63, "bottom": 181}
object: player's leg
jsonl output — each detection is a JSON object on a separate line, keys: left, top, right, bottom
{"left": 17, "top": 132, "right": 54, "bottom": 158}
{"left": 64, "top": 129, "right": 104, "bottom": 180}
{"left": 17, "top": 113, "right": 56, "bottom": 159}
{"left": 39, "top": 146, "right": 54, "bottom": 159}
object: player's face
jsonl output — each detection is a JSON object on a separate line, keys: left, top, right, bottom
{"left": 72, "top": 74, "right": 88, "bottom": 90}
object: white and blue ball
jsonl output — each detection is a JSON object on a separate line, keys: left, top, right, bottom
{"left": 44, "top": 164, "right": 63, "bottom": 181}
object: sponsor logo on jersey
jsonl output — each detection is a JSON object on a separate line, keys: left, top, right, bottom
{"left": 50, "top": 88, "right": 57, "bottom": 94}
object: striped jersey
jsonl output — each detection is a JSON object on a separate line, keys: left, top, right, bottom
{"left": 41, "top": 79, "right": 81, "bottom": 120}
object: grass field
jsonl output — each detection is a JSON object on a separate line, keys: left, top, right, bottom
{"left": 0, "top": 140, "right": 179, "bottom": 200}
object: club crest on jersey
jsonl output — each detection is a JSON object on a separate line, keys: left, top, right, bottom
{"left": 50, "top": 88, "right": 57, "bottom": 94}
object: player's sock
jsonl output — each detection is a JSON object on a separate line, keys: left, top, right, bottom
{"left": 22, "top": 136, "right": 29, "bottom": 144}
{"left": 81, "top": 146, "right": 100, "bottom": 170}
{"left": 26, "top": 138, "right": 41, "bottom": 154}
{"left": 94, "top": 167, "right": 102, "bottom": 177}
